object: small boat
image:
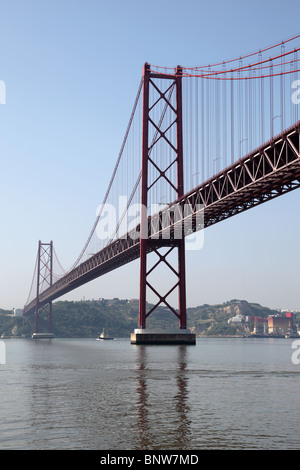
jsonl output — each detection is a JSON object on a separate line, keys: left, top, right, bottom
{"left": 97, "top": 328, "right": 114, "bottom": 341}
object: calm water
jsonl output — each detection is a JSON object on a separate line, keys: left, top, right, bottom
{"left": 0, "top": 337, "right": 299, "bottom": 450}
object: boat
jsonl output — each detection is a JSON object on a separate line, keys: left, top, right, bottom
{"left": 97, "top": 328, "right": 114, "bottom": 340}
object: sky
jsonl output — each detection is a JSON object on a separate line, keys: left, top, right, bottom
{"left": 0, "top": 0, "right": 300, "bottom": 312}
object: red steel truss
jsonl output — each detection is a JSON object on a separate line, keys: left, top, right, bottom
{"left": 24, "top": 121, "right": 300, "bottom": 317}
{"left": 139, "top": 63, "right": 187, "bottom": 329}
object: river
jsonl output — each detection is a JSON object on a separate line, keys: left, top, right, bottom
{"left": 0, "top": 337, "right": 299, "bottom": 450}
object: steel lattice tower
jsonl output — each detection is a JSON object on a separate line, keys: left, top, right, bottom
{"left": 138, "top": 63, "right": 187, "bottom": 330}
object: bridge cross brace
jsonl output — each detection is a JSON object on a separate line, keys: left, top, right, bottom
{"left": 145, "top": 246, "right": 182, "bottom": 321}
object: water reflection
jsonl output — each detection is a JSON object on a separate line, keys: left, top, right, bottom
{"left": 135, "top": 345, "right": 191, "bottom": 450}
{"left": 174, "top": 346, "right": 191, "bottom": 449}
{"left": 135, "top": 346, "right": 152, "bottom": 449}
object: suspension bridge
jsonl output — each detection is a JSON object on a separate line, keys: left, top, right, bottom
{"left": 23, "top": 35, "right": 300, "bottom": 343}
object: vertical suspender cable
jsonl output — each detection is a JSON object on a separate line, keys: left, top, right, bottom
{"left": 270, "top": 61, "right": 274, "bottom": 138}
{"left": 206, "top": 70, "right": 210, "bottom": 178}
{"left": 231, "top": 72, "right": 234, "bottom": 163}
{"left": 295, "top": 50, "right": 298, "bottom": 122}
{"left": 223, "top": 64, "right": 227, "bottom": 169}
{"left": 281, "top": 43, "right": 285, "bottom": 131}
{"left": 201, "top": 76, "right": 204, "bottom": 183}
{"left": 195, "top": 76, "right": 199, "bottom": 186}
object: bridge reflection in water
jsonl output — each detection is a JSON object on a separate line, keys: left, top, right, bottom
{"left": 135, "top": 345, "right": 191, "bottom": 450}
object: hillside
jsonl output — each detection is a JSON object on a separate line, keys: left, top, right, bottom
{"left": 187, "top": 299, "right": 280, "bottom": 336}
{"left": 0, "top": 299, "right": 284, "bottom": 338}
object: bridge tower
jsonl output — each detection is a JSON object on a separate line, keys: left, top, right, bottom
{"left": 32, "top": 241, "right": 54, "bottom": 339}
{"left": 131, "top": 63, "right": 195, "bottom": 345}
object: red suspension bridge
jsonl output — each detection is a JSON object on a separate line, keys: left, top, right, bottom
{"left": 23, "top": 35, "right": 300, "bottom": 343}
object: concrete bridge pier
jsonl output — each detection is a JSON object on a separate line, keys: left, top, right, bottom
{"left": 130, "top": 328, "right": 196, "bottom": 345}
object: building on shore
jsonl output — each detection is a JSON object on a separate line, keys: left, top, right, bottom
{"left": 268, "top": 312, "right": 294, "bottom": 336}
{"left": 228, "top": 311, "right": 298, "bottom": 336}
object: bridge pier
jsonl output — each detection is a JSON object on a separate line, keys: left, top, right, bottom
{"left": 32, "top": 332, "right": 54, "bottom": 339}
{"left": 130, "top": 328, "right": 196, "bottom": 345}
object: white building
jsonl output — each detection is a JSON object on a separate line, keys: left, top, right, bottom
{"left": 228, "top": 314, "right": 244, "bottom": 324}
{"left": 14, "top": 309, "right": 23, "bottom": 317}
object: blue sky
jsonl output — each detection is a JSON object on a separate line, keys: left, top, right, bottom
{"left": 0, "top": 0, "right": 300, "bottom": 311}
